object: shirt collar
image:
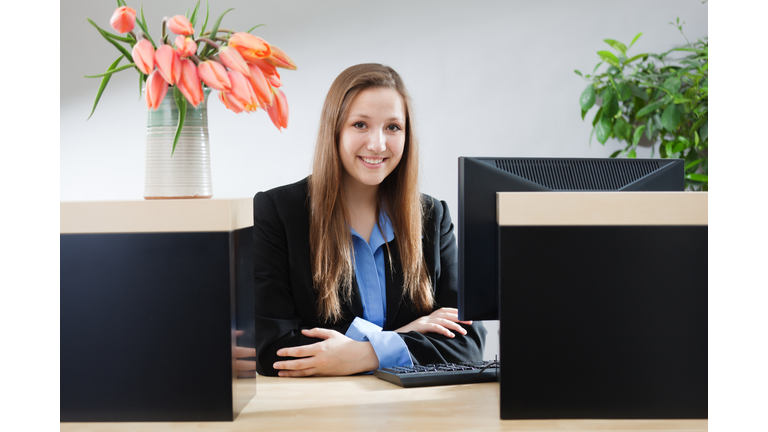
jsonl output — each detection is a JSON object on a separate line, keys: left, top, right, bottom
{"left": 350, "top": 210, "right": 395, "bottom": 250}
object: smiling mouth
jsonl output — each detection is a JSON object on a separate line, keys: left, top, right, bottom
{"left": 359, "top": 157, "right": 386, "bottom": 165}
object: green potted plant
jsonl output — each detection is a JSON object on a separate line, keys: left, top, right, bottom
{"left": 575, "top": 18, "right": 708, "bottom": 191}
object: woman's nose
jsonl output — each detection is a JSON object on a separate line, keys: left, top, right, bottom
{"left": 367, "top": 129, "right": 386, "bottom": 153}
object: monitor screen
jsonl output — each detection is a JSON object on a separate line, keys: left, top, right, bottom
{"left": 457, "top": 157, "right": 684, "bottom": 321}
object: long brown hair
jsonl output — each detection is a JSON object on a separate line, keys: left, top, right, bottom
{"left": 308, "top": 63, "right": 433, "bottom": 323}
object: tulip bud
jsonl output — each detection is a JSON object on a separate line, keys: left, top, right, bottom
{"left": 176, "top": 59, "right": 204, "bottom": 107}
{"left": 228, "top": 32, "right": 271, "bottom": 62}
{"left": 218, "top": 46, "right": 250, "bottom": 77}
{"left": 155, "top": 45, "right": 182, "bottom": 85}
{"left": 167, "top": 15, "right": 194, "bottom": 36}
{"left": 174, "top": 35, "right": 197, "bottom": 58}
{"left": 264, "top": 45, "right": 297, "bottom": 70}
{"left": 146, "top": 70, "right": 169, "bottom": 110}
{"left": 246, "top": 63, "right": 273, "bottom": 107}
{"left": 249, "top": 59, "right": 282, "bottom": 88}
{"left": 198, "top": 61, "right": 231, "bottom": 91}
{"left": 219, "top": 91, "right": 244, "bottom": 114}
{"left": 132, "top": 39, "right": 155, "bottom": 75}
{"left": 266, "top": 88, "right": 289, "bottom": 131}
{"left": 110, "top": 6, "right": 136, "bottom": 34}
{"left": 227, "top": 70, "right": 260, "bottom": 112}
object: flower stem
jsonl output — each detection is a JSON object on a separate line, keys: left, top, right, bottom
{"left": 200, "top": 29, "right": 232, "bottom": 37}
{"left": 197, "top": 37, "right": 221, "bottom": 50}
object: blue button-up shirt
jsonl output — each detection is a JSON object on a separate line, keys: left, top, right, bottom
{"left": 345, "top": 211, "right": 413, "bottom": 370}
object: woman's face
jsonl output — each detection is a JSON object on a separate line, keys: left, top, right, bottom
{"left": 338, "top": 87, "right": 406, "bottom": 190}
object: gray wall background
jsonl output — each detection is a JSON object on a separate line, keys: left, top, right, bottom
{"left": 60, "top": 0, "right": 708, "bottom": 360}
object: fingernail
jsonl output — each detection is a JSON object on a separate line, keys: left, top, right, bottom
{"left": 273, "top": 362, "right": 280, "bottom": 369}
{"left": 449, "top": 332, "right": 455, "bottom": 338}
{"left": 278, "top": 371, "right": 285, "bottom": 377}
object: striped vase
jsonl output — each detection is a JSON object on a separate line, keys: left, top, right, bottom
{"left": 143, "top": 89, "right": 213, "bottom": 199}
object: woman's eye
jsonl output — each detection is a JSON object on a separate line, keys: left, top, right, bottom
{"left": 387, "top": 124, "right": 402, "bottom": 131}
{"left": 353, "top": 122, "right": 366, "bottom": 129}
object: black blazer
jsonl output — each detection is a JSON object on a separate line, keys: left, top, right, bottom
{"left": 252, "top": 177, "right": 486, "bottom": 376}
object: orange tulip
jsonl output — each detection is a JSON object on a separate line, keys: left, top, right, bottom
{"left": 167, "top": 15, "right": 194, "bottom": 36}
{"left": 266, "top": 88, "right": 288, "bottom": 131}
{"left": 146, "top": 70, "right": 168, "bottom": 110}
{"left": 249, "top": 59, "right": 282, "bottom": 88}
{"left": 177, "top": 59, "right": 204, "bottom": 107}
{"left": 219, "top": 91, "right": 244, "bottom": 114}
{"left": 110, "top": 6, "right": 136, "bottom": 34}
{"left": 246, "top": 63, "right": 273, "bottom": 107}
{"left": 218, "top": 46, "right": 250, "bottom": 77}
{"left": 198, "top": 61, "right": 231, "bottom": 91}
{"left": 155, "top": 45, "right": 182, "bottom": 85}
{"left": 132, "top": 39, "right": 155, "bottom": 75}
{"left": 264, "top": 45, "right": 297, "bottom": 70}
{"left": 174, "top": 35, "right": 197, "bottom": 58}
{"left": 227, "top": 70, "right": 259, "bottom": 112}
{"left": 228, "top": 32, "right": 272, "bottom": 62}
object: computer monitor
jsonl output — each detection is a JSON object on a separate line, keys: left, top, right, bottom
{"left": 457, "top": 157, "right": 684, "bottom": 321}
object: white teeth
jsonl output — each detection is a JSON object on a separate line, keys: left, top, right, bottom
{"left": 361, "top": 157, "right": 384, "bottom": 164}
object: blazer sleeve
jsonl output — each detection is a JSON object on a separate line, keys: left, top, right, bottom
{"left": 398, "top": 200, "right": 488, "bottom": 364}
{"left": 252, "top": 190, "right": 352, "bottom": 376}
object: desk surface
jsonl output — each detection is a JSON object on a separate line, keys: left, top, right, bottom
{"left": 60, "top": 376, "right": 708, "bottom": 431}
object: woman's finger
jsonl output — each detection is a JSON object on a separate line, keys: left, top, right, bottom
{"left": 301, "top": 327, "right": 335, "bottom": 339}
{"left": 278, "top": 367, "right": 318, "bottom": 377}
{"left": 434, "top": 318, "right": 468, "bottom": 335}
{"left": 274, "top": 356, "right": 315, "bottom": 371}
{"left": 236, "top": 347, "right": 257, "bottom": 358}
{"left": 236, "top": 359, "right": 256, "bottom": 371}
{"left": 277, "top": 342, "right": 319, "bottom": 358}
{"left": 429, "top": 323, "right": 454, "bottom": 338}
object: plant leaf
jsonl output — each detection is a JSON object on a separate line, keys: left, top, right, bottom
{"left": 603, "top": 39, "right": 627, "bottom": 55}
{"left": 685, "top": 158, "right": 703, "bottom": 171}
{"left": 628, "top": 148, "right": 637, "bottom": 158}
{"left": 685, "top": 173, "right": 708, "bottom": 182}
{"left": 614, "top": 117, "right": 632, "bottom": 141}
{"left": 600, "top": 87, "right": 619, "bottom": 118}
{"left": 628, "top": 32, "right": 643, "bottom": 49}
{"left": 636, "top": 95, "right": 672, "bottom": 117}
{"left": 596, "top": 115, "right": 612, "bottom": 144}
{"left": 661, "top": 77, "right": 681, "bottom": 94}
{"left": 574, "top": 69, "right": 583, "bottom": 77}
{"left": 610, "top": 150, "right": 621, "bottom": 158}
{"left": 580, "top": 85, "right": 596, "bottom": 111}
{"left": 700, "top": 120, "right": 708, "bottom": 142}
{"left": 172, "top": 86, "right": 187, "bottom": 157}
{"left": 246, "top": 24, "right": 266, "bottom": 33}
{"left": 628, "top": 83, "right": 649, "bottom": 101}
{"left": 199, "top": 0, "right": 210, "bottom": 37}
{"left": 190, "top": 0, "right": 201, "bottom": 27}
{"left": 661, "top": 104, "right": 682, "bottom": 131}
{"left": 633, "top": 125, "right": 646, "bottom": 146}
{"left": 88, "top": 18, "right": 133, "bottom": 62}
{"left": 591, "top": 106, "right": 603, "bottom": 127}
{"left": 615, "top": 82, "right": 632, "bottom": 101}
{"left": 625, "top": 53, "right": 649, "bottom": 64}
{"left": 581, "top": 109, "right": 587, "bottom": 121}
{"left": 204, "top": 7, "right": 235, "bottom": 56}
{"left": 592, "top": 61, "right": 603, "bottom": 74}
{"left": 137, "top": 5, "right": 156, "bottom": 47}
{"left": 87, "top": 55, "right": 123, "bottom": 120}
{"left": 597, "top": 50, "right": 621, "bottom": 68}
{"left": 83, "top": 63, "right": 138, "bottom": 78}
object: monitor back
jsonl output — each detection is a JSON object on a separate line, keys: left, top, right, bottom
{"left": 457, "top": 157, "right": 684, "bottom": 321}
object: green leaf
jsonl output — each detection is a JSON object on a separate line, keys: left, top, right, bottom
{"left": 116, "top": 0, "right": 126, "bottom": 7}
{"left": 685, "top": 173, "right": 708, "bottom": 182}
{"left": 87, "top": 55, "right": 123, "bottom": 120}
{"left": 592, "top": 106, "right": 603, "bottom": 127}
{"left": 685, "top": 158, "right": 703, "bottom": 172}
{"left": 636, "top": 95, "right": 672, "bottom": 117}
{"left": 633, "top": 125, "right": 646, "bottom": 146}
{"left": 628, "top": 148, "right": 637, "bottom": 158}
{"left": 652, "top": 113, "right": 663, "bottom": 130}
{"left": 574, "top": 70, "right": 583, "bottom": 77}
{"left": 596, "top": 115, "right": 612, "bottom": 144}
{"left": 645, "top": 117, "right": 654, "bottom": 139}
{"left": 609, "top": 150, "right": 621, "bottom": 158}
{"left": 628, "top": 84, "right": 649, "bottom": 101}
{"left": 205, "top": 7, "right": 235, "bottom": 55}
{"left": 137, "top": 5, "right": 156, "bottom": 47}
{"left": 600, "top": 87, "right": 619, "bottom": 118}
{"left": 592, "top": 61, "right": 604, "bottom": 74}
{"left": 694, "top": 131, "right": 700, "bottom": 147}
{"left": 172, "top": 87, "right": 187, "bottom": 157}
{"left": 615, "top": 82, "right": 632, "bottom": 101}
{"left": 691, "top": 116, "right": 707, "bottom": 132}
{"left": 88, "top": 18, "right": 133, "bottom": 62}
{"left": 199, "top": 0, "right": 210, "bottom": 37}
{"left": 597, "top": 51, "right": 621, "bottom": 68}
{"left": 628, "top": 32, "right": 643, "bottom": 50}
{"left": 625, "top": 53, "right": 649, "bottom": 64}
{"left": 190, "top": 0, "right": 201, "bottom": 27}
{"left": 661, "top": 104, "right": 682, "bottom": 131}
{"left": 614, "top": 117, "right": 632, "bottom": 141}
{"left": 700, "top": 121, "right": 708, "bottom": 143}
{"left": 661, "top": 77, "right": 681, "bottom": 94}
{"left": 672, "top": 94, "right": 693, "bottom": 104}
{"left": 580, "top": 85, "right": 596, "bottom": 111}
{"left": 581, "top": 109, "right": 587, "bottom": 121}
{"left": 83, "top": 63, "right": 138, "bottom": 78}
{"left": 603, "top": 39, "right": 627, "bottom": 55}
{"left": 246, "top": 24, "right": 266, "bottom": 33}
{"left": 670, "top": 139, "right": 687, "bottom": 154}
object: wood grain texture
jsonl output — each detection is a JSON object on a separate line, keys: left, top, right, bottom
{"left": 497, "top": 192, "right": 707, "bottom": 226}
{"left": 60, "top": 376, "right": 708, "bottom": 431}
{"left": 60, "top": 198, "right": 253, "bottom": 233}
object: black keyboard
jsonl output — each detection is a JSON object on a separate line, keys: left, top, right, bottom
{"left": 373, "top": 360, "right": 499, "bottom": 388}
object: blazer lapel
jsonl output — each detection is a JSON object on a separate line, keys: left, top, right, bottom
{"left": 384, "top": 240, "right": 405, "bottom": 329}
{"left": 345, "top": 275, "right": 365, "bottom": 319}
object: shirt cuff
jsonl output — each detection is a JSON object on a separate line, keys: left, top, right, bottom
{"left": 345, "top": 317, "right": 413, "bottom": 370}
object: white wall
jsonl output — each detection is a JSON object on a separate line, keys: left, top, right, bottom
{"left": 60, "top": 0, "right": 708, "bottom": 359}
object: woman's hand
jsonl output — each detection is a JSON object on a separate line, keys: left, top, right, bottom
{"left": 395, "top": 307, "right": 473, "bottom": 338}
{"left": 273, "top": 328, "right": 379, "bottom": 377}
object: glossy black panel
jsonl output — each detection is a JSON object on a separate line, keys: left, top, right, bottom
{"left": 499, "top": 225, "right": 707, "bottom": 419}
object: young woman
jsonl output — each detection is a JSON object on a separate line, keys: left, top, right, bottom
{"left": 252, "top": 63, "right": 486, "bottom": 377}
